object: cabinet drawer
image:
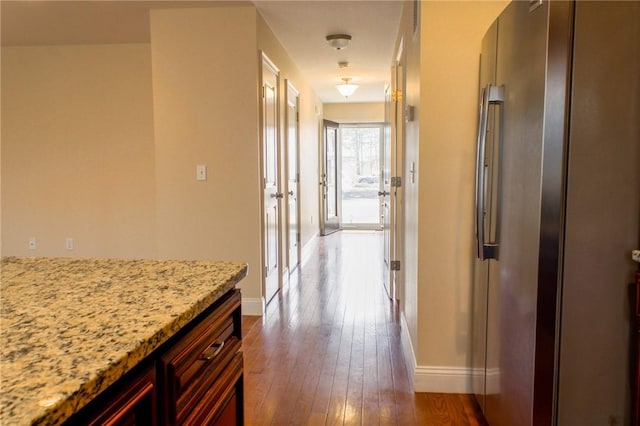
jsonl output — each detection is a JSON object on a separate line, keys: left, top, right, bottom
{"left": 160, "top": 290, "right": 241, "bottom": 424}
{"left": 181, "top": 352, "right": 244, "bottom": 426}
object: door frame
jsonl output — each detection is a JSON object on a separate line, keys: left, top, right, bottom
{"left": 259, "top": 51, "right": 282, "bottom": 306}
{"left": 338, "top": 122, "right": 385, "bottom": 231}
{"left": 284, "top": 80, "right": 301, "bottom": 274}
{"left": 382, "top": 83, "right": 394, "bottom": 299}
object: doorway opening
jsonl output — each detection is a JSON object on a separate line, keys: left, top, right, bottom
{"left": 340, "top": 124, "right": 383, "bottom": 229}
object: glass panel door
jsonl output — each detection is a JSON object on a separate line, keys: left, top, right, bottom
{"left": 320, "top": 120, "right": 340, "bottom": 235}
{"left": 340, "top": 124, "right": 383, "bottom": 228}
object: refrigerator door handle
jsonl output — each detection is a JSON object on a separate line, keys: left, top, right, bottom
{"left": 475, "top": 86, "right": 490, "bottom": 259}
{"left": 475, "top": 84, "right": 504, "bottom": 260}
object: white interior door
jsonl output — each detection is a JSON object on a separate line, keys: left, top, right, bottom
{"left": 261, "top": 53, "right": 281, "bottom": 305}
{"left": 392, "top": 45, "right": 406, "bottom": 305}
{"left": 381, "top": 84, "right": 393, "bottom": 299}
{"left": 381, "top": 53, "right": 405, "bottom": 302}
{"left": 286, "top": 81, "right": 300, "bottom": 273}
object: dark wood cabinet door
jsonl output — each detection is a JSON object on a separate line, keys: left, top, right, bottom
{"left": 159, "top": 289, "right": 243, "bottom": 425}
{"left": 84, "top": 366, "right": 157, "bottom": 426}
{"left": 181, "top": 353, "right": 243, "bottom": 426}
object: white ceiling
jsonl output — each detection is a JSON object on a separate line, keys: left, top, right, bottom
{"left": 254, "top": 1, "right": 403, "bottom": 103}
{"left": 1, "top": 0, "right": 403, "bottom": 103}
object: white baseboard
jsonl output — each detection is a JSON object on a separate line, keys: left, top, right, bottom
{"left": 401, "top": 313, "right": 472, "bottom": 394}
{"left": 242, "top": 234, "right": 318, "bottom": 317}
{"left": 242, "top": 297, "right": 264, "bottom": 316}
{"left": 300, "top": 232, "right": 319, "bottom": 266}
{"left": 413, "top": 366, "right": 472, "bottom": 393}
{"left": 400, "top": 313, "right": 417, "bottom": 389}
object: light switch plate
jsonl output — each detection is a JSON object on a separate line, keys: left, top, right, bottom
{"left": 196, "top": 165, "right": 207, "bottom": 181}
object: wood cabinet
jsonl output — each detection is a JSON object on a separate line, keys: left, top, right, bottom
{"left": 159, "top": 289, "right": 243, "bottom": 426}
{"left": 68, "top": 289, "right": 243, "bottom": 426}
{"left": 82, "top": 366, "right": 157, "bottom": 426}
{"left": 632, "top": 271, "right": 640, "bottom": 426}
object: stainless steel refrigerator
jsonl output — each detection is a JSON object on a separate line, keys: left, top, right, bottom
{"left": 472, "top": 1, "right": 640, "bottom": 425}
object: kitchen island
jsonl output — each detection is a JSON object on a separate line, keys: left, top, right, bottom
{"left": 0, "top": 256, "right": 248, "bottom": 425}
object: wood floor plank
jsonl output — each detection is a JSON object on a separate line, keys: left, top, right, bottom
{"left": 361, "top": 323, "right": 381, "bottom": 425}
{"left": 414, "top": 392, "right": 432, "bottom": 424}
{"left": 344, "top": 307, "right": 365, "bottom": 426}
{"left": 308, "top": 301, "right": 346, "bottom": 419}
{"left": 425, "top": 393, "right": 453, "bottom": 424}
{"left": 460, "top": 394, "right": 488, "bottom": 426}
{"left": 242, "top": 231, "right": 488, "bottom": 426}
{"left": 270, "top": 301, "right": 324, "bottom": 424}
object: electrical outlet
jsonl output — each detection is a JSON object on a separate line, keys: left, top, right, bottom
{"left": 28, "top": 237, "right": 36, "bottom": 250}
{"left": 65, "top": 238, "right": 74, "bottom": 250}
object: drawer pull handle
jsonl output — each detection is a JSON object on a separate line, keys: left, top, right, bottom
{"left": 200, "top": 341, "right": 225, "bottom": 361}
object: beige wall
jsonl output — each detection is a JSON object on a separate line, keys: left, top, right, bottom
{"left": 150, "top": 7, "right": 262, "bottom": 300}
{"left": 1, "top": 44, "right": 157, "bottom": 259}
{"left": 1, "top": 4, "right": 321, "bottom": 311}
{"left": 399, "top": 0, "right": 508, "bottom": 383}
{"left": 323, "top": 102, "right": 384, "bottom": 123}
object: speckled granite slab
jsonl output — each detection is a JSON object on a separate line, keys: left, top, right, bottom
{"left": 0, "top": 257, "right": 247, "bottom": 426}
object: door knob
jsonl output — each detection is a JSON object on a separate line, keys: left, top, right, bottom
{"left": 288, "top": 190, "right": 294, "bottom": 196}
{"left": 378, "top": 191, "right": 389, "bottom": 197}
{"left": 271, "top": 192, "right": 284, "bottom": 199}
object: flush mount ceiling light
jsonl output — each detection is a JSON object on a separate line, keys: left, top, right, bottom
{"left": 326, "top": 34, "right": 352, "bottom": 50}
{"left": 336, "top": 77, "right": 359, "bottom": 98}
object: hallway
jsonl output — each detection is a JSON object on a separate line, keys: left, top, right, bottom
{"left": 242, "top": 231, "right": 486, "bottom": 425}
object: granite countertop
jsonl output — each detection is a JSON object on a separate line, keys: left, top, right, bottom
{"left": 0, "top": 256, "right": 248, "bottom": 426}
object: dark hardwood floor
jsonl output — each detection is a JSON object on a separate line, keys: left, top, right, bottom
{"left": 242, "top": 230, "right": 487, "bottom": 425}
